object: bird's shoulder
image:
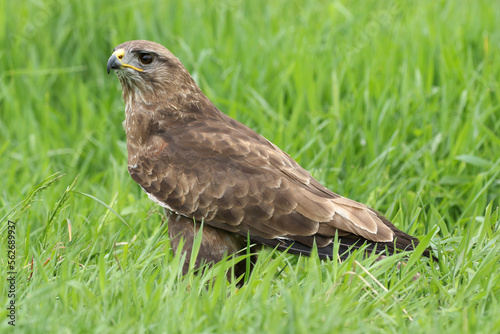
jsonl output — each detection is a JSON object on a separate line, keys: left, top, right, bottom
{"left": 140, "top": 106, "right": 337, "bottom": 198}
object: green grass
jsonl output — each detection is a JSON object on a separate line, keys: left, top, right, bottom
{"left": 1, "top": 0, "right": 499, "bottom": 332}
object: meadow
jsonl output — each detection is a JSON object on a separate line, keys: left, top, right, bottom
{"left": 1, "top": 0, "right": 499, "bottom": 333}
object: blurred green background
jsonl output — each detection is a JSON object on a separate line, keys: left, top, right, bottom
{"left": 1, "top": 0, "right": 499, "bottom": 333}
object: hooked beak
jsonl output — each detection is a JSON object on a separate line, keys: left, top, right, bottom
{"left": 107, "top": 48, "right": 144, "bottom": 74}
{"left": 107, "top": 53, "right": 122, "bottom": 74}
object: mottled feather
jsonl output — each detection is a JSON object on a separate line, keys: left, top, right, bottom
{"left": 108, "top": 40, "right": 430, "bottom": 279}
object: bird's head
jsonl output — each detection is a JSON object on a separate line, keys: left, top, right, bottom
{"left": 107, "top": 40, "right": 201, "bottom": 106}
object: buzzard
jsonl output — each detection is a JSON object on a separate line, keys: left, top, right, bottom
{"left": 107, "top": 40, "right": 427, "bottom": 278}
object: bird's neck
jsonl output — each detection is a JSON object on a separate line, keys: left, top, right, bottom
{"left": 124, "top": 78, "right": 221, "bottom": 118}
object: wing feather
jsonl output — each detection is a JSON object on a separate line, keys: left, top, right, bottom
{"left": 128, "top": 108, "right": 396, "bottom": 244}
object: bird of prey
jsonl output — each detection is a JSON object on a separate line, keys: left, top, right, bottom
{"left": 107, "top": 40, "right": 427, "bottom": 278}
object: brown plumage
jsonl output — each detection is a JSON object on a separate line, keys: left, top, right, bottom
{"left": 107, "top": 40, "right": 428, "bottom": 278}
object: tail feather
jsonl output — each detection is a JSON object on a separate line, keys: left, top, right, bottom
{"left": 243, "top": 211, "right": 435, "bottom": 261}
{"left": 248, "top": 233, "right": 434, "bottom": 261}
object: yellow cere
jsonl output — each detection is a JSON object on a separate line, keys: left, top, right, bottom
{"left": 113, "top": 49, "right": 144, "bottom": 72}
{"left": 113, "top": 48, "right": 125, "bottom": 60}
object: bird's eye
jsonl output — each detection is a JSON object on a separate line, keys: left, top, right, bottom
{"left": 139, "top": 53, "right": 153, "bottom": 65}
